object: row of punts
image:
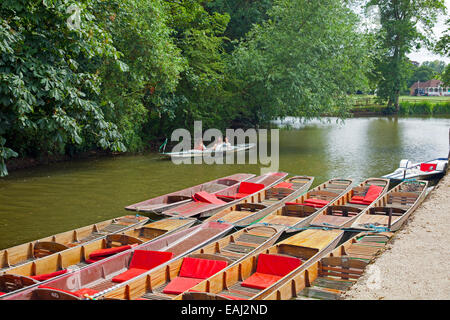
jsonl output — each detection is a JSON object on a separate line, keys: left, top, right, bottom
{"left": 0, "top": 171, "right": 430, "bottom": 300}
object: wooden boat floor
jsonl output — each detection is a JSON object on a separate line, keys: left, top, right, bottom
{"left": 355, "top": 215, "right": 401, "bottom": 228}
{"left": 88, "top": 279, "right": 117, "bottom": 292}
{"left": 260, "top": 215, "right": 304, "bottom": 227}
{"left": 311, "top": 215, "right": 351, "bottom": 227}
{"left": 218, "top": 210, "right": 254, "bottom": 223}
{"left": 168, "top": 229, "right": 224, "bottom": 257}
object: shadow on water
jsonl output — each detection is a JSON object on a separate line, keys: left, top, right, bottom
{"left": 0, "top": 116, "right": 449, "bottom": 249}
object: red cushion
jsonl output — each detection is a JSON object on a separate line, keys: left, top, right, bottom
{"left": 129, "top": 250, "right": 174, "bottom": 270}
{"left": 304, "top": 198, "right": 329, "bottom": 206}
{"left": 162, "top": 277, "right": 203, "bottom": 295}
{"left": 285, "top": 202, "right": 300, "bottom": 206}
{"left": 73, "top": 288, "right": 99, "bottom": 297}
{"left": 179, "top": 257, "right": 228, "bottom": 279}
{"left": 31, "top": 269, "right": 68, "bottom": 281}
{"left": 420, "top": 163, "right": 437, "bottom": 172}
{"left": 273, "top": 182, "right": 293, "bottom": 189}
{"left": 298, "top": 202, "right": 325, "bottom": 208}
{"left": 348, "top": 199, "right": 368, "bottom": 205}
{"left": 112, "top": 268, "right": 148, "bottom": 283}
{"left": 89, "top": 245, "right": 132, "bottom": 259}
{"left": 237, "top": 182, "right": 265, "bottom": 194}
{"left": 350, "top": 196, "right": 365, "bottom": 202}
{"left": 256, "top": 254, "right": 302, "bottom": 277}
{"left": 193, "top": 191, "right": 226, "bottom": 205}
{"left": 0, "top": 292, "right": 5, "bottom": 296}
{"left": 363, "top": 185, "right": 384, "bottom": 203}
{"left": 85, "top": 256, "right": 106, "bottom": 264}
{"left": 241, "top": 272, "right": 282, "bottom": 290}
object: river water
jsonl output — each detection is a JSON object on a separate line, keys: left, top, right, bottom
{"left": 0, "top": 116, "right": 449, "bottom": 249}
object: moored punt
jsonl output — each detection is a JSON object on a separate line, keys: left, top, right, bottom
{"left": 260, "top": 232, "right": 394, "bottom": 300}
{"left": 160, "top": 172, "right": 289, "bottom": 219}
{"left": 257, "top": 178, "right": 353, "bottom": 232}
{"left": 177, "top": 229, "right": 344, "bottom": 301}
{"left": 350, "top": 180, "right": 428, "bottom": 232}
{"left": 125, "top": 173, "right": 255, "bottom": 213}
{"left": 0, "top": 215, "right": 149, "bottom": 272}
{"left": 92, "top": 225, "right": 286, "bottom": 300}
{"left": 310, "top": 178, "right": 389, "bottom": 229}
{"left": 204, "top": 176, "right": 314, "bottom": 227}
{"left": 0, "top": 217, "right": 198, "bottom": 298}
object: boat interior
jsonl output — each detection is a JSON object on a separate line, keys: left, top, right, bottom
{"left": 259, "top": 179, "right": 353, "bottom": 229}
{"left": 352, "top": 181, "right": 427, "bottom": 229}
{"left": 177, "top": 229, "right": 343, "bottom": 301}
{"left": 8, "top": 222, "right": 232, "bottom": 300}
{"left": 0, "top": 218, "right": 196, "bottom": 297}
{"left": 0, "top": 215, "right": 148, "bottom": 271}
{"left": 268, "top": 233, "right": 393, "bottom": 300}
{"left": 311, "top": 179, "right": 389, "bottom": 228}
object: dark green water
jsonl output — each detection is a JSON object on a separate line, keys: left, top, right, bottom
{"left": 0, "top": 117, "right": 449, "bottom": 249}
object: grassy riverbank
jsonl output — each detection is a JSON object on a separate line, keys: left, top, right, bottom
{"left": 351, "top": 95, "right": 450, "bottom": 116}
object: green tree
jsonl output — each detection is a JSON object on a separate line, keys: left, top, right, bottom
{"left": 0, "top": 0, "right": 127, "bottom": 176}
{"left": 93, "top": 0, "right": 186, "bottom": 151}
{"left": 367, "top": 0, "right": 446, "bottom": 111}
{"left": 229, "top": 0, "right": 371, "bottom": 125}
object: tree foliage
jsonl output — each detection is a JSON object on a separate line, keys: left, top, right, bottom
{"left": 228, "top": 0, "right": 371, "bottom": 125}
{"left": 367, "top": 0, "right": 446, "bottom": 110}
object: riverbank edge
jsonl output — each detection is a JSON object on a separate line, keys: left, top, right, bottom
{"left": 343, "top": 169, "right": 450, "bottom": 300}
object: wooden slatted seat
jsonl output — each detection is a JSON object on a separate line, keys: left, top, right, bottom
{"left": 0, "top": 274, "right": 39, "bottom": 294}
{"left": 33, "top": 241, "right": 69, "bottom": 258}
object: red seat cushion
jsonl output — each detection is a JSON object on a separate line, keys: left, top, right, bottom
{"left": 285, "top": 202, "right": 300, "bottom": 206}
{"left": 31, "top": 269, "right": 68, "bottom": 281}
{"left": 89, "top": 245, "right": 132, "bottom": 259}
{"left": 256, "top": 254, "right": 302, "bottom": 277}
{"left": 162, "top": 277, "right": 203, "bottom": 295}
{"left": 348, "top": 199, "right": 368, "bottom": 205}
{"left": 350, "top": 196, "right": 365, "bottom": 202}
{"left": 112, "top": 268, "right": 148, "bottom": 283}
{"left": 193, "top": 191, "right": 226, "bottom": 205}
{"left": 85, "top": 256, "right": 106, "bottom": 264}
{"left": 304, "top": 198, "right": 329, "bottom": 206}
{"left": 111, "top": 250, "right": 174, "bottom": 283}
{"left": 0, "top": 292, "right": 6, "bottom": 296}
{"left": 179, "top": 257, "right": 228, "bottom": 280}
{"left": 73, "top": 288, "right": 99, "bottom": 297}
{"left": 420, "top": 163, "right": 437, "bottom": 172}
{"left": 298, "top": 202, "right": 325, "bottom": 208}
{"left": 241, "top": 272, "right": 282, "bottom": 290}
{"left": 363, "top": 185, "right": 384, "bottom": 203}
{"left": 37, "top": 285, "right": 77, "bottom": 296}
{"left": 129, "top": 250, "right": 174, "bottom": 270}
{"left": 238, "top": 182, "right": 265, "bottom": 194}
{"left": 273, "top": 182, "right": 293, "bottom": 189}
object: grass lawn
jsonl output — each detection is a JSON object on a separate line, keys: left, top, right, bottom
{"left": 399, "top": 95, "right": 450, "bottom": 103}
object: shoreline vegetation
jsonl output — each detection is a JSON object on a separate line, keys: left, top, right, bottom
{"left": 1, "top": 0, "right": 448, "bottom": 177}
{"left": 350, "top": 95, "right": 450, "bottom": 116}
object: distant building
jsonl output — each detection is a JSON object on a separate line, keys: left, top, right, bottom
{"left": 409, "top": 79, "right": 450, "bottom": 96}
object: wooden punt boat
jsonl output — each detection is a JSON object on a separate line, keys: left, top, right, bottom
{"left": 125, "top": 173, "right": 255, "bottom": 213}
{"left": 176, "top": 229, "right": 344, "bottom": 301}
{"left": 260, "top": 232, "right": 394, "bottom": 300}
{"left": 0, "top": 217, "right": 198, "bottom": 298}
{"left": 350, "top": 180, "right": 428, "bottom": 232}
{"left": 2, "top": 221, "right": 233, "bottom": 300}
{"left": 91, "top": 225, "right": 286, "bottom": 300}
{"left": 203, "top": 176, "right": 314, "bottom": 227}
{"left": 160, "top": 172, "right": 288, "bottom": 219}
{"left": 309, "top": 178, "right": 390, "bottom": 229}
{"left": 0, "top": 215, "right": 150, "bottom": 271}
{"left": 257, "top": 178, "right": 353, "bottom": 232}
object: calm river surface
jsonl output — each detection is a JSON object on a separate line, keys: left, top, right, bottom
{"left": 0, "top": 116, "right": 449, "bottom": 249}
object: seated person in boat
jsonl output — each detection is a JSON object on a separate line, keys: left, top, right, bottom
{"left": 194, "top": 139, "right": 207, "bottom": 151}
